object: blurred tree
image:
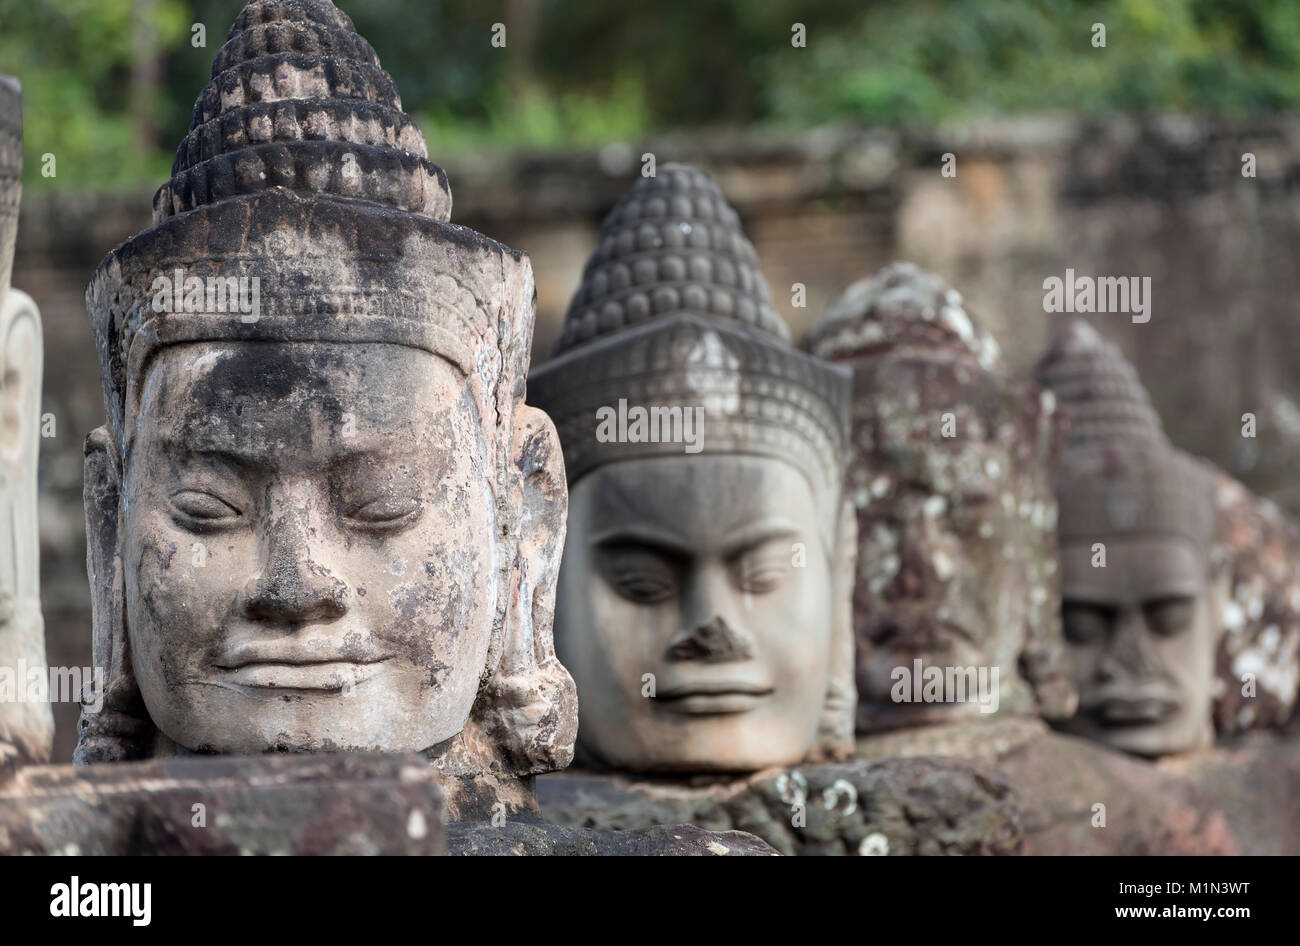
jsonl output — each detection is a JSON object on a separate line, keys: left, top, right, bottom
{"left": 0, "top": 0, "right": 188, "bottom": 187}
{"left": 1, "top": 0, "right": 1297, "bottom": 188}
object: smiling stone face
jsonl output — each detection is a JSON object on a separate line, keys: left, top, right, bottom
{"left": 73, "top": 0, "right": 578, "bottom": 801}
{"left": 555, "top": 454, "right": 835, "bottom": 773}
{"left": 123, "top": 341, "right": 496, "bottom": 754}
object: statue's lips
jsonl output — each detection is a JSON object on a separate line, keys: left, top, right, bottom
{"left": 215, "top": 644, "right": 394, "bottom": 692}
{"left": 655, "top": 682, "right": 774, "bottom": 716}
{"left": 1086, "top": 694, "right": 1179, "bottom": 725}
{"left": 863, "top": 615, "right": 976, "bottom": 654}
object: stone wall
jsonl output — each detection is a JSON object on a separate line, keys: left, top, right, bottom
{"left": 16, "top": 114, "right": 1300, "bottom": 760}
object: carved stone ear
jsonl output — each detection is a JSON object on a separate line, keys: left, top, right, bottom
{"left": 73, "top": 426, "right": 153, "bottom": 763}
{"left": 469, "top": 404, "right": 577, "bottom": 776}
{"left": 813, "top": 495, "right": 857, "bottom": 758}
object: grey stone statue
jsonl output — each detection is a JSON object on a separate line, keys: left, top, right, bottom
{"left": 804, "top": 262, "right": 1076, "bottom": 733}
{"left": 530, "top": 163, "right": 857, "bottom": 774}
{"left": 1036, "top": 318, "right": 1225, "bottom": 758}
{"left": 0, "top": 74, "right": 53, "bottom": 768}
{"left": 72, "top": 0, "right": 577, "bottom": 821}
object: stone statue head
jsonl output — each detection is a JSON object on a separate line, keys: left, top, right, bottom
{"left": 74, "top": 0, "right": 576, "bottom": 792}
{"left": 1037, "top": 319, "right": 1223, "bottom": 757}
{"left": 0, "top": 75, "right": 52, "bottom": 766}
{"left": 531, "top": 164, "right": 855, "bottom": 774}
{"left": 805, "top": 263, "right": 1075, "bottom": 733}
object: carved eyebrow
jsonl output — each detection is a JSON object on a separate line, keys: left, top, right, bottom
{"left": 719, "top": 522, "right": 801, "bottom": 558}
{"left": 1061, "top": 596, "right": 1118, "bottom": 610}
{"left": 1139, "top": 590, "right": 1199, "bottom": 608}
{"left": 161, "top": 443, "right": 261, "bottom": 474}
{"left": 590, "top": 527, "right": 691, "bottom": 560}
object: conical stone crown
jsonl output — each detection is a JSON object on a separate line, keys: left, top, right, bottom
{"left": 554, "top": 163, "right": 786, "bottom": 354}
{"left": 87, "top": 0, "right": 526, "bottom": 455}
{"left": 155, "top": 0, "right": 449, "bottom": 224}
{"left": 1036, "top": 319, "right": 1214, "bottom": 552}
{"left": 1035, "top": 318, "right": 1165, "bottom": 448}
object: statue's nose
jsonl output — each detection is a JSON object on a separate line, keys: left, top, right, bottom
{"left": 240, "top": 512, "right": 348, "bottom": 624}
{"left": 1098, "top": 608, "right": 1161, "bottom": 680}
{"left": 664, "top": 614, "right": 756, "bottom": 663}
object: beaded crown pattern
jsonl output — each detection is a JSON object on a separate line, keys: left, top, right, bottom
{"left": 554, "top": 164, "right": 786, "bottom": 353}
{"left": 155, "top": 0, "right": 449, "bottom": 223}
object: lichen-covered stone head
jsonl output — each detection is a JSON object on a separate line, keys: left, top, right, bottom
{"left": 531, "top": 164, "right": 856, "bottom": 774}
{"left": 75, "top": 0, "right": 576, "bottom": 783}
{"left": 1037, "top": 319, "right": 1222, "bottom": 757}
{"left": 806, "top": 263, "right": 1074, "bottom": 733}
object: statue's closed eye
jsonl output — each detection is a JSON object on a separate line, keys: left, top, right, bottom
{"left": 343, "top": 497, "right": 423, "bottom": 531}
{"left": 1062, "top": 602, "right": 1112, "bottom": 645}
{"left": 170, "top": 490, "right": 242, "bottom": 530}
{"left": 599, "top": 548, "right": 678, "bottom": 605}
{"left": 734, "top": 545, "right": 791, "bottom": 594}
{"left": 1143, "top": 597, "right": 1195, "bottom": 637}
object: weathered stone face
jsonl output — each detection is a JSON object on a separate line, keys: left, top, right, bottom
{"left": 122, "top": 341, "right": 495, "bottom": 754}
{"left": 75, "top": 0, "right": 578, "bottom": 785}
{"left": 1057, "top": 536, "right": 1222, "bottom": 757}
{"left": 806, "top": 263, "right": 1072, "bottom": 734}
{"left": 556, "top": 454, "right": 836, "bottom": 773}
{"left": 848, "top": 355, "right": 1059, "bottom": 730}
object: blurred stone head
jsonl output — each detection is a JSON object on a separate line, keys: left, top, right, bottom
{"left": 533, "top": 164, "right": 856, "bottom": 774}
{"left": 806, "top": 263, "right": 1075, "bottom": 733}
{"left": 0, "top": 74, "right": 52, "bottom": 766}
{"left": 1037, "top": 319, "right": 1222, "bottom": 757}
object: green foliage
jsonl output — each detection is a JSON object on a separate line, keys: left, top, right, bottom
{"left": 761, "top": 0, "right": 1300, "bottom": 122}
{"left": 1, "top": 0, "right": 1298, "bottom": 189}
{"left": 0, "top": 0, "right": 189, "bottom": 188}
